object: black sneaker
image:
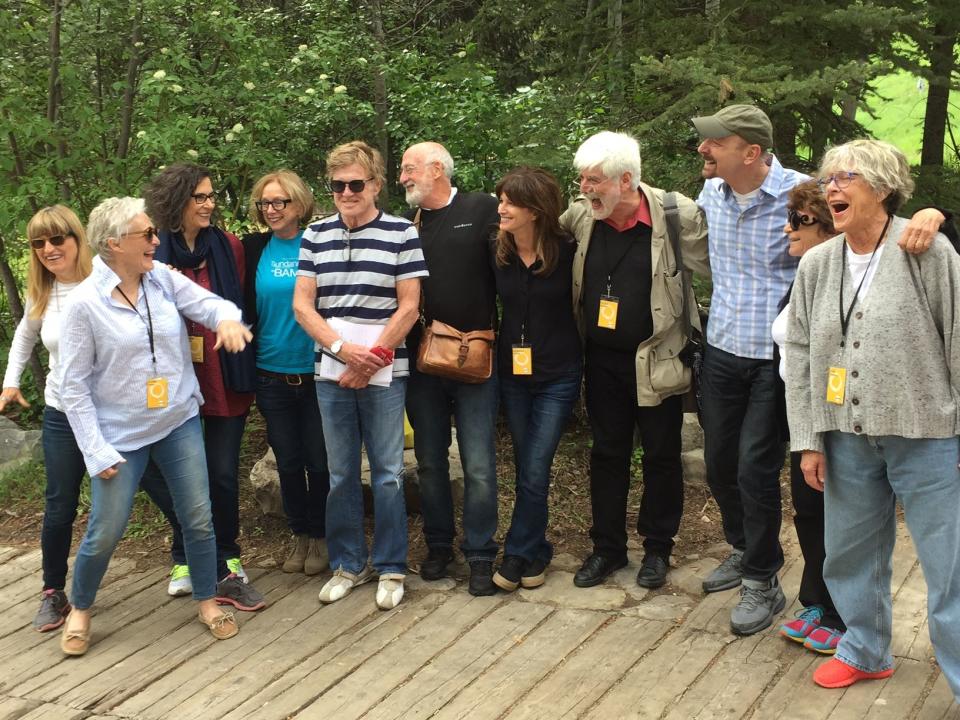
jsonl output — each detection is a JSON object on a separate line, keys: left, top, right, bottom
{"left": 636, "top": 553, "right": 669, "bottom": 589}
{"left": 521, "top": 558, "right": 549, "bottom": 589}
{"left": 419, "top": 547, "right": 454, "bottom": 581}
{"left": 33, "top": 588, "right": 71, "bottom": 632}
{"left": 468, "top": 560, "right": 496, "bottom": 596}
{"left": 493, "top": 556, "right": 527, "bottom": 592}
{"left": 216, "top": 573, "right": 266, "bottom": 611}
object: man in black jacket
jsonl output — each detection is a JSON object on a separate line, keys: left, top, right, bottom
{"left": 400, "top": 142, "right": 500, "bottom": 595}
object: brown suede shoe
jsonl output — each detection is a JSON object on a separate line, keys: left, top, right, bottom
{"left": 304, "top": 538, "right": 329, "bottom": 576}
{"left": 282, "top": 534, "right": 309, "bottom": 573}
{"left": 60, "top": 611, "right": 90, "bottom": 656}
{"left": 199, "top": 609, "right": 238, "bottom": 640}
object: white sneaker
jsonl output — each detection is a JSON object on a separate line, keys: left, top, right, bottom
{"left": 376, "top": 573, "right": 405, "bottom": 610}
{"left": 318, "top": 565, "right": 374, "bottom": 604}
{"left": 167, "top": 564, "right": 193, "bottom": 597}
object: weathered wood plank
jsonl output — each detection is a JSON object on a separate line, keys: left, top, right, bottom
{"left": 915, "top": 672, "right": 960, "bottom": 720}
{"left": 0, "top": 547, "right": 25, "bottom": 564}
{"left": 430, "top": 608, "right": 608, "bottom": 720}
{"left": 0, "top": 550, "right": 42, "bottom": 589}
{"left": 362, "top": 601, "right": 554, "bottom": 720}
{"left": 0, "top": 695, "right": 37, "bottom": 720}
{"left": 220, "top": 590, "right": 451, "bottom": 720}
{"left": 502, "top": 615, "right": 672, "bottom": 720}
{"left": 864, "top": 657, "right": 935, "bottom": 719}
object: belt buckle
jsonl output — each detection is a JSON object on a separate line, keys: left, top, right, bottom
{"left": 284, "top": 374, "right": 302, "bottom": 386}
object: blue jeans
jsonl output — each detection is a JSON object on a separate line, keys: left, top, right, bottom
{"left": 406, "top": 366, "right": 499, "bottom": 561}
{"left": 256, "top": 374, "right": 329, "bottom": 537}
{"left": 499, "top": 370, "right": 580, "bottom": 563}
{"left": 155, "top": 413, "right": 245, "bottom": 576}
{"left": 700, "top": 343, "right": 785, "bottom": 580}
{"left": 315, "top": 379, "right": 408, "bottom": 575}
{"left": 823, "top": 431, "right": 960, "bottom": 697}
{"left": 71, "top": 415, "right": 218, "bottom": 608}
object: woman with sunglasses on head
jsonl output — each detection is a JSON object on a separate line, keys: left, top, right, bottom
{"left": 294, "top": 141, "right": 427, "bottom": 610}
{"left": 143, "top": 163, "right": 265, "bottom": 613}
{"left": 242, "top": 170, "right": 330, "bottom": 576}
{"left": 57, "top": 196, "right": 252, "bottom": 654}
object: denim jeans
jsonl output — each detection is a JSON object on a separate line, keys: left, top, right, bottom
{"left": 405, "top": 366, "right": 499, "bottom": 561}
{"left": 71, "top": 415, "right": 218, "bottom": 608}
{"left": 500, "top": 370, "right": 580, "bottom": 563}
{"left": 585, "top": 349, "right": 684, "bottom": 561}
{"left": 256, "top": 374, "right": 329, "bottom": 537}
{"left": 823, "top": 431, "right": 960, "bottom": 697}
{"left": 155, "top": 413, "right": 246, "bottom": 577}
{"left": 700, "top": 343, "right": 785, "bottom": 580}
{"left": 316, "top": 379, "right": 408, "bottom": 575}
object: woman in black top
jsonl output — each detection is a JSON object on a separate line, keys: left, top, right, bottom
{"left": 491, "top": 167, "right": 582, "bottom": 592}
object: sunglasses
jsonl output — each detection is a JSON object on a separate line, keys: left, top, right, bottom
{"left": 329, "top": 178, "right": 374, "bottom": 194}
{"left": 122, "top": 227, "right": 159, "bottom": 241}
{"left": 29, "top": 234, "right": 71, "bottom": 250}
{"left": 788, "top": 210, "right": 819, "bottom": 231}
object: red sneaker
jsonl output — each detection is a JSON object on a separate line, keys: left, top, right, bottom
{"left": 813, "top": 658, "right": 894, "bottom": 688}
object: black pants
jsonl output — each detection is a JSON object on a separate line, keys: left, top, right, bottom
{"left": 790, "top": 452, "right": 845, "bottom": 630}
{"left": 700, "top": 344, "right": 785, "bottom": 581}
{"left": 585, "top": 348, "right": 684, "bottom": 562}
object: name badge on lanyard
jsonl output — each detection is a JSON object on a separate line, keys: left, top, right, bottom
{"left": 598, "top": 295, "right": 619, "bottom": 329}
{"left": 189, "top": 335, "right": 204, "bottom": 363}
{"left": 512, "top": 344, "right": 533, "bottom": 375}
{"left": 826, "top": 367, "right": 846, "bottom": 405}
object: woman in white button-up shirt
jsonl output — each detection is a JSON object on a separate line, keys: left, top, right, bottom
{"left": 57, "top": 197, "right": 252, "bottom": 656}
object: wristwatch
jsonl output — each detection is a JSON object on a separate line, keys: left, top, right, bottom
{"left": 330, "top": 338, "right": 344, "bottom": 356}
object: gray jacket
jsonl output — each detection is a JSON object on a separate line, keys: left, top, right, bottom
{"left": 785, "top": 215, "right": 960, "bottom": 453}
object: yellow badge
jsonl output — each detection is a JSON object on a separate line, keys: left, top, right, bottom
{"left": 598, "top": 295, "right": 619, "bottom": 330}
{"left": 146, "top": 377, "right": 169, "bottom": 409}
{"left": 189, "top": 335, "right": 204, "bottom": 363}
{"left": 826, "top": 367, "right": 846, "bottom": 405}
{"left": 512, "top": 345, "right": 533, "bottom": 375}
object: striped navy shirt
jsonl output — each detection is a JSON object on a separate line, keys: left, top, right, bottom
{"left": 298, "top": 210, "right": 428, "bottom": 377}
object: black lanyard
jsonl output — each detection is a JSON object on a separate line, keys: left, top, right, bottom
{"left": 116, "top": 278, "right": 157, "bottom": 366}
{"left": 600, "top": 232, "right": 634, "bottom": 295}
{"left": 838, "top": 214, "right": 891, "bottom": 348}
{"left": 517, "top": 254, "right": 540, "bottom": 344}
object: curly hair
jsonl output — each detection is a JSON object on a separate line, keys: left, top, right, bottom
{"left": 787, "top": 179, "right": 835, "bottom": 234}
{"left": 494, "top": 166, "right": 567, "bottom": 276}
{"left": 143, "top": 162, "right": 212, "bottom": 231}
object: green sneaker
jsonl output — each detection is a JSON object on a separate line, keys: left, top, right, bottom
{"left": 167, "top": 564, "right": 193, "bottom": 597}
{"left": 226, "top": 558, "right": 248, "bottom": 584}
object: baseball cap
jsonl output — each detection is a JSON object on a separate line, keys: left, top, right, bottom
{"left": 692, "top": 105, "right": 774, "bottom": 149}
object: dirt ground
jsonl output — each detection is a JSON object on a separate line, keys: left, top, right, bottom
{"left": 0, "top": 406, "right": 794, "bottom": 576}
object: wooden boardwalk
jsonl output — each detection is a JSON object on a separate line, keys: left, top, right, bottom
{"left": 0, "top": 526, "right": 956, "bottom": 720}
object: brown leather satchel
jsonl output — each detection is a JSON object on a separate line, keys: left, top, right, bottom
{"left": 416, "top": 320, "right": 495, "bottom": 383}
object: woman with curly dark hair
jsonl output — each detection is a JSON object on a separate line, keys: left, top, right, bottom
{"left": 143, "top": 162, "right": 265, "bottom": 613}
{"left": 490, "top": 167, "right": 582, "bottom": 592}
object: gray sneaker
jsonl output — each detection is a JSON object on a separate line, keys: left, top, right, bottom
{"left": 33, "top": 589, "right": 71, "bottom": 632}
{"left": 730, "top": 575, "right": 786, "bottom": 636}
{"left": 702, "top": 549, "right": 744, "bottom": 593}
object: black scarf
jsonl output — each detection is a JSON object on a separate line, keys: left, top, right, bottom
{"left": 156, "top": 226, "right": 255, "bottom": 394}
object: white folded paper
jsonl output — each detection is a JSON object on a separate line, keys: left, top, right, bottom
{"left": 318, "top": 317, "right": 393, "bottom": 387}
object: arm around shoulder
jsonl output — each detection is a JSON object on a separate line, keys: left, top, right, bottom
{"left": 677, "top": 194, "right": 710, "bottom": 278}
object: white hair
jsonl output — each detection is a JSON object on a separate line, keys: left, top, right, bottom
{"left": 819, "top": 139, "right": 914, "bottom": 214}
{"left": 86, "top": 197, "right": 146, "bottom": 256}
{"left": 423, "top": 144, "right": 455, "bottom": 178}
{"left": 573, "top": 131, "right": 642, "bottom": 185}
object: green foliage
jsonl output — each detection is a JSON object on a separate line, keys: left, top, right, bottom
{"left": 0, "top": 459, "right": 46, "bottom": 505}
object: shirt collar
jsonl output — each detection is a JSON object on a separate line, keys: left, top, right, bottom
{"left": 92, "top": 254, "right": 159, "bottom": 299}
{"left": 720, "top": 154, "right": 785, "bottom": 199}
{"left": 601, "top": 190, "right": 652, "bottom": 232}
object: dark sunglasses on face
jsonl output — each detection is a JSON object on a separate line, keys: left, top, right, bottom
{"left": 788, "top": 210, "right": 819, "bottom": 231}
{"left": 329, "top": 178, "right": 374, "bottom": 194}
{"left": 29, "top": 234, "right": 71, "bottom": 249}
{"left": 122, "top": 227, "right": 159, "bottom": 241}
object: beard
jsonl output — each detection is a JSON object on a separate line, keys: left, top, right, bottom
{"left": 404, "top": 182, "right": 428, "bottom": 207}
{"left": 586, "top": 191, "right": 617, "bottom": 220}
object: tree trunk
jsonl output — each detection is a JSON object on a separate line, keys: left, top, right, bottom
{"left": 0, "top": 232, "right": 45, "bottom": 396}
{"left": 116, "top": 0, "right": 144, "bottom": 164}
{"left": 607, "top": 0, "right": 623, "bottom": 102}
{"left": 576, "top": 0, "right": 596, "bottom": 71}
{"left": 46, "top": 0, "right": 70, "bottom": 200}
{"left": 366, "top": 0, "right": 391, "bottom": 194}
{"left": 919, "top": 22, "right": 956, "bottom": 168}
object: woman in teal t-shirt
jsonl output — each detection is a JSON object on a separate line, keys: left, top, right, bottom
{"left": 242, "top": 170, "right": 329, "bottom": 576}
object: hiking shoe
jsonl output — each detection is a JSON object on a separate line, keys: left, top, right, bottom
{"left": 33, "top": 589, "right": 71, "bottom": 632}
{"left": 226, "top": 558, "right": 248, "bottom": 583}
{"left": 730, "top": 575, "right": 786, "bottom": 636}
{"left": 167, "top": 564, "right": 193, "bottom": 597}
{"left": 702, "top": 549, "right": 744, "bottom": 593}
{"left": 804, "top": 626, "right": 844, "bottom": 655}
{"left": 216, "top": 574, "right": 266, "bottom": 611}
{"left": 636, "top": 554, "right": 669, "bottom": 589}
{"left": 780, "top": 605, "right": 824, "bottom": 642}
{"left": 376, "top": 573, "right": 405, "bottom": 610}
{"left": 304, "top": 538, "right": 329, "bottom": 576}
{"left": 468, "top": 560, "right": 496, "bottom": 596}
{"left": 282, "top": 535, "right": 309, "bottom": 573}
{"left": 813, "top": 658, "right": 893, "bottom": 688}
{"left": 573, "top": 554, "right": 627, "bottom": 588}
{"left": 493, "top": 556, "right": 526, "bottom": 592}
{"left": 419, "top": 547, "right": 454, "bottom": 581}
{"left": 521, "top": 558, "right": 548, "bottom": 589}
{"left": 318, "top": 565, "right": 374, "bottom": 604}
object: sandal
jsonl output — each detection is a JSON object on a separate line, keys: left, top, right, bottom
{"left": 60, "top": 611, "right": 91, "bottom": 656}
{"left": 198, "top": 608, "right": 238, "bottom": 640}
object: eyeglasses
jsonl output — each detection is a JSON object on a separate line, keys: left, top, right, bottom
{"left": 29, "top": 234, "right": 70, "bottom": 250}
{"left": 816, "top": 172, "right": 859, "bottom": 191}
{"left": 255, "top": 198, "right": 292, "bottom": 211}
{"left": 329, "top": 178, "right": 374, "bottom": 194}
{"left": 191, "top": 192, "right": 218, "bottom": 205}
{"left": 788, "top": 210, "right": 819, "bottom": 231}
{"left": 122, "top": 227, "right": 159, "bottom": 241}
{"left": 399, "top": 164, "right": 420, "bottom": 175}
